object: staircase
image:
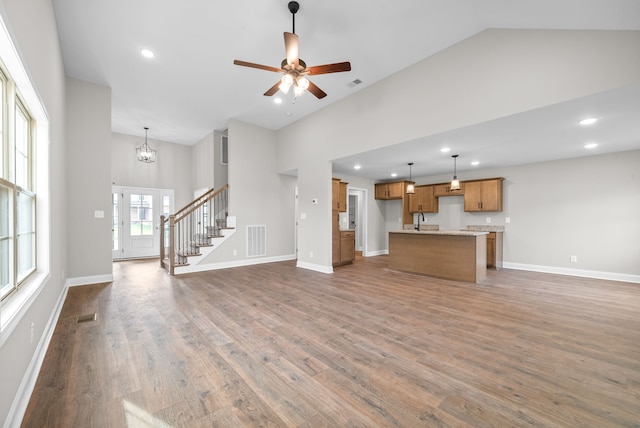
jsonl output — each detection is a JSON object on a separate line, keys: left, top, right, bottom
{"left": 160, "top": 185, "right": 235, "bottom": 275}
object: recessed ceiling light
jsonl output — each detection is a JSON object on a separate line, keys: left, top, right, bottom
{"left": 584, "top": 143, "right": 598, "bottom": 149}
{"left": 391, "top": 173, "right": 398, "bottom": 177}
{"left": 354, "top": 164, "right": 361, "bottom": 170}
{"left": 285, "top": 112, "right": 293, "bottom": 117}
{"left": 579, "top": 117, "right": 598, "bottom": 126}
{"left": 140, "top": 48, "right": 155, "bottom": 58}
{"left": 274, "top": 98, "right": 283, "bottom": 104}
{"left": 471, "top": 161, "right": 480, "bottom": 166}
{"left": 440, "top": 147, "right": 451, "bottom": 153}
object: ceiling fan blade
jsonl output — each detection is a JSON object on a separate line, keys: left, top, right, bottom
{"left": 307, "top": 80, "right": 327, "bottom": 99}
{"left": 233, "top": 60, "right": 281, "bottom": 73}
{"left": 284, "top": 32, "right": 299, "bottom": 67}
{"left": 264, "top": 81, "right": 281, "bottom": 96}
{"left": 306, "top": 62, "right": 351, "bottom": 75}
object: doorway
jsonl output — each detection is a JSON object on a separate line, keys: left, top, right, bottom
{"left": 348, "top": 188, "right": 367, "bottom": 254}
{"left": 112, "top": 186, "right": 174, "bottom": 260}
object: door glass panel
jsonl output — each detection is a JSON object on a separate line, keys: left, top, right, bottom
{"left": 130, "top": 194, "right": 153, "bottom": 236}
{"left": 112, "top": 193, "right": 119, "bottom": 250}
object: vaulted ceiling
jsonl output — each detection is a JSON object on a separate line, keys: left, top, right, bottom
{"left": 52, "top": 0, "right": 640, "bottom": 178}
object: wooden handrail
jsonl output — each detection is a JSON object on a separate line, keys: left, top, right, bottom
{"left": 173, "top": 187, "right": 218, "bottom": 217}
{"left": 176, "top": 184, "right": 228, "bottom": 223}
{"left": 162, "top": 185, "right": 229, "bottom": 274}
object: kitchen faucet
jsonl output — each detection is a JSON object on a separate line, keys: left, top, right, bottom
{"left": 415, "top": 212, "right": 425, "bottom": 231}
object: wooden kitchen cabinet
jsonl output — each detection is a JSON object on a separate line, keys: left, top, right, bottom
{"left": 409, "top": 185, "right": 438, "bottom": 213}
{"left": 374, "top": 181, "right": 407, "bottom": 200}
{"left": 339, "top": 230, "right": 355, "bottom": 264}
{"left": 375, "top": 180, "right": 414, "bottom": 226}
{"left": 332, "top": 178, "right": 340, "bottom": 211}
{"left": 464, "top": 178, "right": 504, "bottom": 212}
{"left": 338, "top": 181, "right": 348, "bottom": 212}
{"left": 332, "top": 178, "right": 354, "bottom": 266}
{"left": 434, "top": 182, "right": 465, "bottom": 197}
{"left": 486, "top": 231, "right": 503, "bottom": 269}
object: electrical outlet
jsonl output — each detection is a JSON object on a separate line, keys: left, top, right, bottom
{"left": 505, "top": 217, "right": 510, "bottom": 224}
{"left": 486, "top": 217, "right": 491, "bottom": 223}
{"left": 309, "top": 251, "right": 314, "bottom": 258}
{"left": 570, "top": 255, "right": 577, "bottom": 263}
{"left": 233, "top": 250, "right": 237, "bottom": 256}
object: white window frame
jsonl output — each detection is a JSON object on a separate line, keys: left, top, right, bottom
{"left": 0, "top": 12, "right": 50, "bottom": 347}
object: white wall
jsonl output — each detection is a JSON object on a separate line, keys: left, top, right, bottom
{"left": 192, "top": 129, "right": 229, "bottom": 193}
{"left": 0, "top": 0, "right": 67, "bottom": 425}
{"left": 112, "top": 132, "right": 193, "bottom": 208}
{"left": 197, "top": 120, "right": 296, "bottom": 265}
{"left": 332, "top": 173, "right": 388, "bottom": 255}
{"left": 192, "top": 131, "right": 214, "bottom": 191}
{"left": 277, "top": 29, "right": 640, "bottom": 273}
{"left": 66, "top": 78, "right": 113, "bottom": 281}
{"left": 408, "top": 150, "right": 640, "bottom": 280}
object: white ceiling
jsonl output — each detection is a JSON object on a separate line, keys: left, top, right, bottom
{"left": 52, "top": 0, "right": 640, "bottom": 179}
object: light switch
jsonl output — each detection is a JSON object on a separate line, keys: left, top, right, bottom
{"left": 300, "top": 213, "right": 307, "bottom": 219}
{"left": 94, "top": 210, "right": 104, "bottom": 218}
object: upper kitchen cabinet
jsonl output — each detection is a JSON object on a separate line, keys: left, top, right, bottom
{"left": 338, "top": 181, "right": 348, "bottom": 212}
{"left": 375, "top": 180, "right": 410, "bottom": 200}
{"left": 463, "top": 178, "right": 504, "bottom": 212}
{"left": 409, "top": 185, "right": 438, "bottom": 213}
{"left": 332, "top": 178, "right": 341, "bottom": 211}
{"left": 332, "top": 178, "right": 348, "bottom": 212}
{"left": 434, "top": 182, "right": 465, "bottom": 197}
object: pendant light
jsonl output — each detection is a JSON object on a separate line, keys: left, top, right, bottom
{"left": 406, "top": 162, "right": 415, "bottom": 194}
{"left": 136, "top": 127, "right": 157, "bottom": 163}
{"left": 450, "top": 155, "right": 460, "bottom": 191}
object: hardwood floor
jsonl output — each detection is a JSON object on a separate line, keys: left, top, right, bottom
{"left": 22, "top": 257, "right": 640, "bottom": 427}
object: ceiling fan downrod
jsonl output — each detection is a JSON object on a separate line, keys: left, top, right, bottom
{"left": 288, "top": 1, "right": 299, "bottom": 34}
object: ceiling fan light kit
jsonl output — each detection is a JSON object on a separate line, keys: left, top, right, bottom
{"left": 233, "top": 1, "right": 351, "bottom": 99}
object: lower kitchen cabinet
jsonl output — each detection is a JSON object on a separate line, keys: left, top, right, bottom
{"left": 339, "top": 230, "right": 355, "bottom": 265}
{"left": 487, "top": 231, "right": 503, "bottom": 269}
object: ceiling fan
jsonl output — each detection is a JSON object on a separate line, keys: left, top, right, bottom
{"left": 233, "top": 1, "right": 351, "bottom": 99}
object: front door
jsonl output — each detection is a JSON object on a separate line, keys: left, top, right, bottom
{"left": 112, "top": 186, "right": 173, "bottom": 260}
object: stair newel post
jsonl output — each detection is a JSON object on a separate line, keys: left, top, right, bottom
{"left": 160, "top": 215, "right": 165, "bottom": 267}
{"left": 224, "top": 186, "right": 228, "bottom": 225}
{"left": 169, "top": 214, "right": 176, "bottom": 275}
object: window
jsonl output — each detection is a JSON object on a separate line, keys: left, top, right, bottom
{"left": 0, "top": 66, "right": 36, "bottom": 301}
{"left": 220, "top": 134, "right": 228, "bottom": 165}
{"left": 129, "top": 194, "right": 153, "bottom": 236}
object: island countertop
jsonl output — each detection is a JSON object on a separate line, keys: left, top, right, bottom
{"left": 388, "top": 230, "right": 487, "bottom": 283}
{"left": 391, "top": 230, "right": 488, "bottom": 237}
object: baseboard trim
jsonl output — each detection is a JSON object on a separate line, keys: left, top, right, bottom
{"left": 5, "top": 281, "right": 69, "bottom": 428}
{"left": 296, "top": 261, "right": 334, "bottom": 274}
{"left": 67, "top": 274, "right": 114, "bottom": 287}
{"left": 364, "top": 249, "right": 388, "bottom": 257}
{"left": 174, "top": 254, "right": 297, "bottom": 275}
{"left": 503, "top": 262, "right": 640, "bottom": 284}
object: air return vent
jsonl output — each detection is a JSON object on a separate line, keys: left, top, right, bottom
{"left": 247, "top": 225, "right": 267, "bottom": 257}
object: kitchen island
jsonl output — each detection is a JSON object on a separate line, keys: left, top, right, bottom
{"left": 388, "top": 230, "right": 488, "bottom": 283}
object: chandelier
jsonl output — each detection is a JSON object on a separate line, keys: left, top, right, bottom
{"left": 136, "top": 127, "right": 156, "bottom": 163}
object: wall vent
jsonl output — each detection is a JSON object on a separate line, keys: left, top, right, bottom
{"left": 247, "top": 225, "right": 266, "bottom": 257}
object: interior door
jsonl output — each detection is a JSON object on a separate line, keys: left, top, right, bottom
{"left": 112, "top": 186, "right": 173, "bottom": 260}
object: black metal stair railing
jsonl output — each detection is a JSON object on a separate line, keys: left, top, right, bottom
{"left": 160, "top": 185, "right": 228, "bottom": 274}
